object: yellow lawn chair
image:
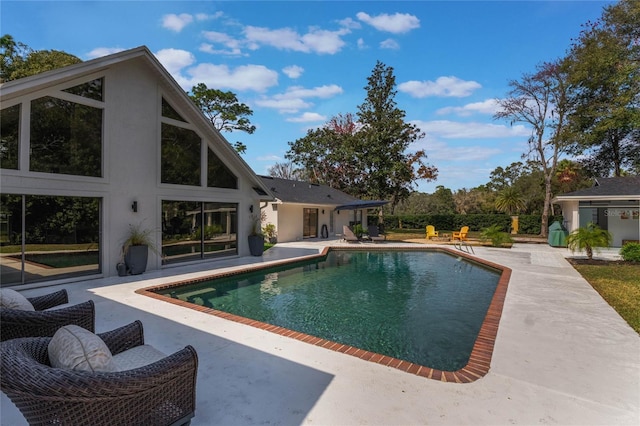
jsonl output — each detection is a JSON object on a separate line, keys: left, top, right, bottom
{"left": 452, "top": 226, "right": 469, "bottom": 241}
{"left": 426, "top": 225, "right": 439, "bottom": 239}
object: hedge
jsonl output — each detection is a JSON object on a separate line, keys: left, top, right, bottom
{"left": 368, "top": 214, "right": 563, "bottom": 235}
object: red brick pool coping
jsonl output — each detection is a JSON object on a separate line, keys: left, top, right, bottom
{"left": 137, "top": 246, "right": 511, "bottom": 383}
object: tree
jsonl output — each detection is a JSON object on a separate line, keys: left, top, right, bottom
{"left": 188, "top": 83, "right": 256, "bottom": 154}
{"left": 267, "top": 162, "right": 304, "bottom": 180}
{"left": 566, "top": 222, "right": 612, "bottom": 260}
{"left": 286, "top": 113, "right": 367, "bottom": 195}
{"left": 495, "top": 60, "right": 571, "bottom": 237}
{"left": 494, "top": 186, "right": 526, "bottom": 216}
{"left": 1, "top": 35, "right": 81, "bottom": 82}
{"left": 563, "top": 0, "right": 640, "bottom": 177}
{"left": 356, "top": 61, "right": 437, "bottom": 213}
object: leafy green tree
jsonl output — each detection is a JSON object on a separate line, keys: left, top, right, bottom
{"left": 287, "top": 63, "right": 438, "bottom": 212}
{"left": 494, "top": 186, "right": 526, "bottom": 216}
{"left": 286, "top": 113, "right": 367, "bottom": 195}
{"left": 188, "top": 83, "right": 256, "bottom": 154}
{"left": 1, "top": 35, "right": 81, "bottom": 82}
{"left": 563, "top": 0, "right": 640, "bottom": 177}
{"left": 355, "top": 61, "right": 437, "bottom": 212}
{"left": 495, "top": 60, "right": 571, "bottom": 237}
{"left": 566, "top": 222, "right": 613, "bottom": 260}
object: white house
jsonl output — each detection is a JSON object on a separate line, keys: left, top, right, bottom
{"left": 552, "top": 176, "right": 640, "bottom": 247}
{"left": 0, "top": 46, "right": 274, "bottom": 287}
{"left": 259, "top": 176, "right": 387, "bottom": 242}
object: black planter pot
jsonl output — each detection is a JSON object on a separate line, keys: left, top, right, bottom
{"left": 248, "top": 235, "right": 264, "bottom": 256}
{"left": 124, "top": 245, "right": 148, "bottom": 275}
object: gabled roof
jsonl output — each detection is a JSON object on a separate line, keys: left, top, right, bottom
{"left": 259, "top": 176, "right": 360, "bottom": 206}
{"left": 554, "top": 177, "right": 640, "bottom": 200}
{"left": 0, "top": 46, "right": 274, "bottom": 199}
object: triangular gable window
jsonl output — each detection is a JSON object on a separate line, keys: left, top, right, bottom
{"left": 208, "top": 148, "right": 237, "bottom": 189}
{"left": 62, "top": 78, "right": 103, "bottom": 101}
{"left": 162, "top": 98, "right": 187, "bottom": 122}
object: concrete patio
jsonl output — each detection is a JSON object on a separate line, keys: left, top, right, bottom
{"left": 2, "top": 240, "right": 639, "bottom": 425}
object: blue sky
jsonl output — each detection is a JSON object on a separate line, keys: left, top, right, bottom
{"left": 2, "top": 0, "right": 611, "bottom": 193}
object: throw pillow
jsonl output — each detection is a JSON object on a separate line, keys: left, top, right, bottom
{"left": 0, "top": 289, "right": 35, "bottom": 311}
{"left": 48, "top": 325, "right": 115, "bottom": 372}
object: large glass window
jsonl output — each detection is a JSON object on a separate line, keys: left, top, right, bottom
{"left": 162, "top": 98, "right": 186, "bottom": 122}
{"left": 303, "top": 208, "right": 318, "bottom": 238}
{"left": 208, "top": 149, "right": 238, "bottom": 189}
{"left": 0, "top": 104, "right": 20, "bottom": 170}
{"left": 161, "top": 123, "right": 201, "bottom": 186}
{"left": 162, "top": 200, "right": 237, "bottom": 264}
{"left": 30, "top": 96, "right": 103, "bottom": 177}
{"left": 62, "top": 78, "right": 104, "bottom": 101}
{"left": 0, "top": 194, "right": 101, "bottom": 285}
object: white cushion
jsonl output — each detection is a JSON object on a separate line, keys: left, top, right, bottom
{"left": 48, "top": 325, "right": 115, "bottom": 372}
{"left": 0, "top": 289, "right": 35, "bottom": 311}
{"left": 112, "top": 344, "right": 167, "bottom": 371}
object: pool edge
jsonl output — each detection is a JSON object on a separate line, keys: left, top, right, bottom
{"left": 136, "top": 246, "right": 511, "bottom": 384}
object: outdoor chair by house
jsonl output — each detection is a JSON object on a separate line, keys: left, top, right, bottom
{"left": 367, "top": 225, "right": 386, "bottom": 242}
{"left": 452, "top": 226, "right": 469, "bottom": 241}
{"left": 0, "top": 320, "right": 198, "bottom": 426}
{"left": 343, "top": 225, "right": 359, "bottom": 243}
{"left": 426, "top": 225, "right": 439, "bottom": 239}
{"left": 0, "top": 289, "right": 95, "bottom": 341}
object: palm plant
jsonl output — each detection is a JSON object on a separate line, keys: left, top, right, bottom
{"left": 566, "top": 222, "right": 612, "bottom": 260}
{"left": 494, "top": 186, "right": 526, "bottom": 215}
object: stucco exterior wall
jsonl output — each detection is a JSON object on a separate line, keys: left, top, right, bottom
{"left": 1, "top": 54, "right": 263, "bottom": 281}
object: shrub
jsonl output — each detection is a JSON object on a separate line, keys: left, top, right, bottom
{"left": 566, "top": 223, "right": 612, "bottom": 260}
{"left": 620, "top": 243, "right": 640, "bottom": 262}
{"left": 480, "top": 224, "right": 513, "bottom": 247}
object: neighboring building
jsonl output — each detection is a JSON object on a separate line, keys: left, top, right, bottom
{"left": 0, "top": 46, "right": 273, "bottom": 287}
{"left": 553, "top": 177, "right": 640, "bottom": 247}
{"left": 259, "top": 176, "right": 386, "bottom": 242}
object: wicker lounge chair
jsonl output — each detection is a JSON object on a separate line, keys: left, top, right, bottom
{"left": 1, "top": 289, "right": 95, "bottom": 341}
{"left": 343, "top": 225, "right": 359, "bottom": 242}
{"left": 367, "top": 225, "right": 385, "bottom": 242}
{"left": 0, "top": 320, "right": 198, "bottom": 426}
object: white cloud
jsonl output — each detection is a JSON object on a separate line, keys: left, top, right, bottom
{"left": 286, "top": 112, "right": 327, "bottom": 123}
{"left": 198, "top": 43, "right": 243, "bottom": 56}
{"left": 162, "top": 13, "right": 194, "bottom": 32}
{"left": 398, "top": 76, "right": 482, "bottom": 98}
{"left": 380, "top": 38, "right": 400, "bottom": 50}
{"left": 154, "top": 48, "right": 196, "bottom": 76}
{"left": 437, "top": 99, "right": 501, "bottom": 116}
{"left": 282, "top": 65, "right": 304, "bottom": 79}
{"left": 257, "top": 154, "right": 282, "bottom": 161}
{"left": 185, "top": 63, "right": 279, "bottom": 92}
{"left": 419, "top": 139, "right": 503, "bottom": 162}
{"left": 243, "top": 25, "right": 348, "bottom": 54}
{"left": 357, "top": 38, "right": 367, "bottom": 49}
{"left": 337, "top": 17, "right": 361, "bottom": 30}
{"left": 202, "top": 31, "right": 242, "bottom": 50}
{"left": 412, "top": 120, "right": 530, "bottom": 139}
{"left": 86, "top": 47, "right": 125, "bottom": 59}
{"left": 255, "top": 84, "right": 343, "bottom": 113}
{"left": 196, "top": 12, "right": 223, "bottom": 21}
{"left": 356, "top": 12, "right": 420, "bottom": 34}
{"left": 277, "top": 85, "right": 343, "bottom": 99}
{"left": 255, "top": 98, "right": 312, "bottom": 113}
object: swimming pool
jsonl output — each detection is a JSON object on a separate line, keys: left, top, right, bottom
{"left": 143, "top": 247, "right": 511, "bottom": 381}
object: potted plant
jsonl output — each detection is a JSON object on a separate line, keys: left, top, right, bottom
{"left": 122, "top": 223, "right": 156, "bottom": 275}
{"left": 263, "top": 223, "right": 277, "bottom": 244}
{"left": 248, "top": 211, "right": 265, "bottom": 256}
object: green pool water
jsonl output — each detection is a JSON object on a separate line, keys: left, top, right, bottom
{"left": 159, "top": 250, "right": 501, "bottom": 371}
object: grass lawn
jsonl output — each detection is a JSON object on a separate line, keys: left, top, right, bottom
{"left": 570, "top": 262, "right": 640, "bottom": 334}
